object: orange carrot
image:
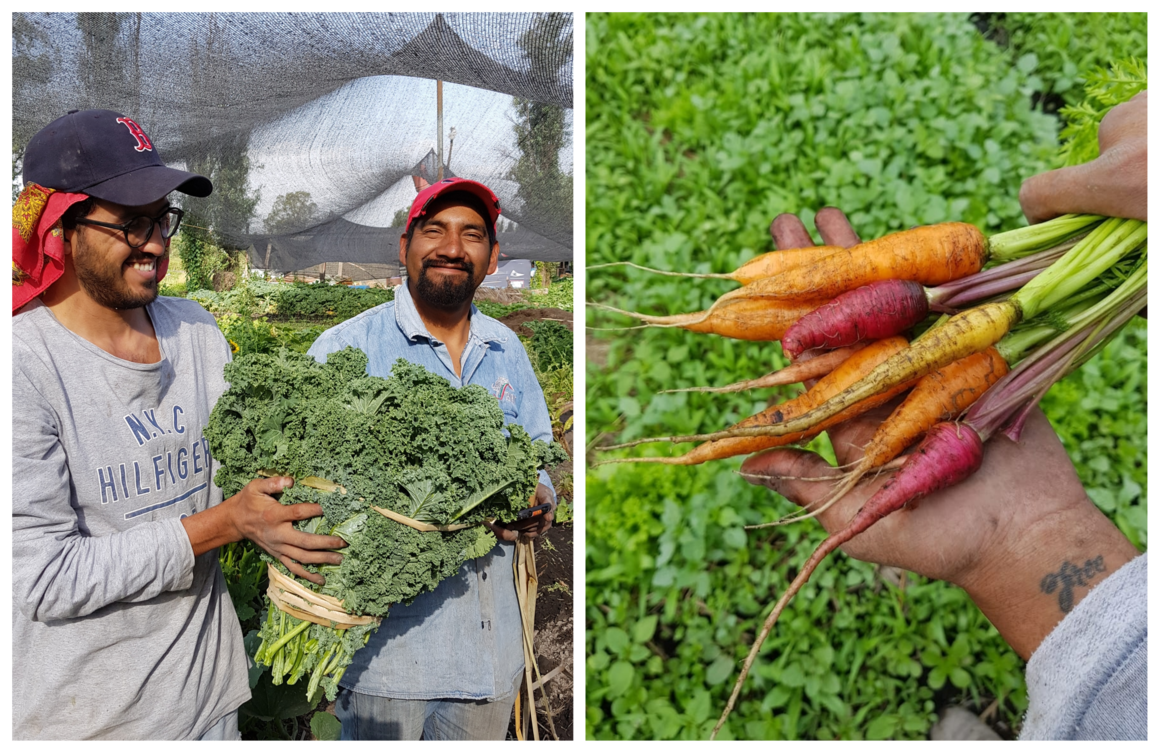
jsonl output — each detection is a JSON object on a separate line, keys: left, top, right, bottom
{"left": 591, "top": 297, "right": 826, "bottom": 341}
{"left": 589, "top": 245, "right": 845, "bottom": 285}
{"left": 716, "top": 222, "right": 987, "bottom": 304}
{"left": 779, "top": 347, "right": 1009, "bottom": 525}
{"left": 662, "top": 344, "right": 867, "bottom": 395}
{"left": 855, "top": 347, "right": 1008, "bottom": 472}
{"left": 597, "top": 337, "right": 915, "bottom": 465}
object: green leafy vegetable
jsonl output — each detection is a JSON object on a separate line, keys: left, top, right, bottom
{"left": 526, "top": 319, "right": 574, "bottom": 374}
{"left": 206, "top": 347, "right": 567, "bottom": 701}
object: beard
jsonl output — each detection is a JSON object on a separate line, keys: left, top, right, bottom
{"left": 414, "top": 257, "right": 478, "bottom": 309}
{"left": 72, "top": 232, "right": 160, "bottom": 310}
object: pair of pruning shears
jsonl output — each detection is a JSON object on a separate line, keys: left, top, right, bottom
{"left": 516, "top": 502, "right": 553, "bottom": 520}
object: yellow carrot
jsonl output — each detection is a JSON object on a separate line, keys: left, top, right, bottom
{"left": 686, "top": 301, "right": 1021, "bottom": 443}
{"left": 597, "top": 338, "right": 912, "bottom": 464}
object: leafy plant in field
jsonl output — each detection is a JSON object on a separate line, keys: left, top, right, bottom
{"left": 992, "top": 12, "right": 1147, "bottom": 107}
{"left": 526, "top": 320, "right": 573, "bottom": 374}
{"left": 190, "top": 281, "right": 394, "bottom": 323}
{"left": 219, "top": 540, "right": 266, "bottom": 627}
{"left": 272, "top": 283, "right": 394, "bottom": 321}
{"left": 475, "top": 300, "right": 534, "bottom": 318}
{"left": 218, "top": 314, "right": 280, "bottom": 357}
{"left": 1040, "top": 321, "right": 1147, "bottom": 548}
{"left": 528, "top": 277, "right": 575, "bottom": 310}
{"left": 159, "top": 280, "right": 188, "bottom": 297}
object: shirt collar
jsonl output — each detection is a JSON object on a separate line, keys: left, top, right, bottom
{"left": 394, "top": 282, "right": 509, "bottom": 346}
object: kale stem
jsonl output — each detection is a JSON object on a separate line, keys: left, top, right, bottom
{"left": 266, "top": 615, "right": 312, "bottom": 663}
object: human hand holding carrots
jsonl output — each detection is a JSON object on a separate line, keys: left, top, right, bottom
{"left": 1019, "top": 91, "right": 1147, "bottom": 224}
{"left": 1020, "top": 91, "right": 1147, "bottom": 320}
{"left": 744, "top": 209, "right": 1140, "bottom": 660}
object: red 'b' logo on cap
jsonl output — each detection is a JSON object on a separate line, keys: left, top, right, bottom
{"left": 116, "top": 117, "right": 154, "bottom": 153}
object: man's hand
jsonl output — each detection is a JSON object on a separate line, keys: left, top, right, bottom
{"left": 485, "top": 483, "right": 557, "bottom": 542}
{"left": 747, "top": 208, "right": 1140, "bottom": 659}
{"left": 1019, "top": 91, "right": 1147, "bottom": 224}
{"left": 227, "top": 477, "right": 347, "bottom": 585}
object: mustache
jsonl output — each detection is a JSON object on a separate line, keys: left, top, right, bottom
{"left": 124, "top": 251, "right": 168, "bottom": 264}
{"left": 422, "top": 258, "right": 474, "bottom": 273}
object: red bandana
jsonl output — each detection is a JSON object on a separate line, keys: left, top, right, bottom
{"left": 11, "top": 183, "right": 170, "bottom": 313}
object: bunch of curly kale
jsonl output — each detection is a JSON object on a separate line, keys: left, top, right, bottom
{"left": 205, "top": 347, "right": 566, "bottom": 701}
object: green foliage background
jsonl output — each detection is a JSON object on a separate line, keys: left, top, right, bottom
{"left": 585, "top": 12, "right": 1147, "bottom": 741}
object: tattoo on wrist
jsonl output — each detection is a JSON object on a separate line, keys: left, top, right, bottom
{"left": 1039, "top": 556, "right": 1106, "bottom": 613}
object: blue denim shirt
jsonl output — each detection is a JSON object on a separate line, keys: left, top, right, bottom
{"left": 306, "top": 283, "right": 554, "bottom": 700}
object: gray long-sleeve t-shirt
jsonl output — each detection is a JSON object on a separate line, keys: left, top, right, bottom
{"left": 11, "top": 297, "right": 249, "bottom": 740}
{"left": 1020, "top": 551, "right": 1147, "bottom": 740}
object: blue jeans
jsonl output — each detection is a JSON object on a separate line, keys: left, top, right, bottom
{"left": 335, "top": 671, "right": 522, "bottom": 740}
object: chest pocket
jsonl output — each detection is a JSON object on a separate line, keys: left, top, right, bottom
{"left": 489, "top": 377, "right": 520, "bottom": 423}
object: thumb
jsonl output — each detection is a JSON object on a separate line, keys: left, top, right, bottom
{"left": 1018, "top": 163, "right": 1096, "bottom": 224}
{"left": 739, "top": 448, "right": 836, "bottom": 510}
{"left": 1019, "top": 148, "right": 1147, "bottom": 224}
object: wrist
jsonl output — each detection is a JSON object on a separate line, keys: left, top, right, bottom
{"left": 955, "top": 501, "right": 1139, "bottom": 660}
{"left": 219, "top": 491, "right": 245, "bottom": 544}
{"left": 180, "top": 493, "right": 243, "bottom": 557}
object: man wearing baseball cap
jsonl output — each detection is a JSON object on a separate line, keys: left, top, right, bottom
{"left": 306, "top": 177, "right": 559, "bottom": 739}
{"left": 11, "top": 109, "right": 345, "bottom": 739}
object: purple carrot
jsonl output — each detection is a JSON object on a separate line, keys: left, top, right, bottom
{"left": 782, "top": 279, "right": 928, "bottom": 358}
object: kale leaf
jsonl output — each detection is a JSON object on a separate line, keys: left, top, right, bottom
{"left": 206, "top": 347, "right": 567, "bottom": 613}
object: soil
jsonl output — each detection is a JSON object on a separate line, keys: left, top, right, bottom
{"left": 525, "top": 519, "right": 575, "bottom": 740}
{"left": 498, "top": 308, "right": 573, "bottom": 337}
{"left": 498, "top": 304, "right": 575, "bottom": 740}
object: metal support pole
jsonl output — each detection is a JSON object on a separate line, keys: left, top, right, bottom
{"left": 437, "top": 80, "right": 444, "bottom": 181}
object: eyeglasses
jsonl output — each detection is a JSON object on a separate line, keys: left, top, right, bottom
{"left": 74, "top": 207, "right": 184, "bottom": 249}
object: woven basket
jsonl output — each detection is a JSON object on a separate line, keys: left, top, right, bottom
{"left": 266, "top": 564, "right": 379, "bottom": 629}
{"left": 260, "top": 472, "right": 490, "bottom": 628}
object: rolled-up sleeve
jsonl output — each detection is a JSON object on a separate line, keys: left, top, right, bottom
{"left": 1020, "top": 552, "right": 1147, "bottom": 740}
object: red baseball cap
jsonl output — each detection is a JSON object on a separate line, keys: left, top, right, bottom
{"left": 406, "top": 177, "right": 500, "bottom": 234}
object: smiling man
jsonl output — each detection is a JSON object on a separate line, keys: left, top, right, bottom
{"left": 11, "top": 109, "right": 344, "bottom": 739}
{"left": 306, "top": 178, "right": 558, "bottom": 740}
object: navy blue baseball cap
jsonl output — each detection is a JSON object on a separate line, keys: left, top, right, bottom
{"left": 23, "top": 109, "right": 212, "bottom": 206}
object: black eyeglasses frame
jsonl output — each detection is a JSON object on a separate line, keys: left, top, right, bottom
{"left": 73, "top": 207, "right": 184, "bottom": 249}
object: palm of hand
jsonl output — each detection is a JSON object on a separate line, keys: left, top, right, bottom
{"left": 748, "top": 209, "right": 1091, "bottom": 587}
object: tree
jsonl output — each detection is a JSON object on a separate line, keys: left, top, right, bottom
{"left": 391, "top": 206, "right": 411, "bottom": 230}
{"left": 177, "top": 13, "right": 260, "bottom": 286}
{"left": 266, "top": 191, "right": 319, "bottom": 235}
{"left": 508, "top": 13, "right": 573, "bottom": 244}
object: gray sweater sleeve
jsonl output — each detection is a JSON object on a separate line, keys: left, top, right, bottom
{"left": 12, "top": 299, "right": 249, "bottom": 740}
{"left": 11, "top": 366, "right": 196, "bottom": 623}
{"left": 1020, "top": 552, "right": 1147, "bottom": 740}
